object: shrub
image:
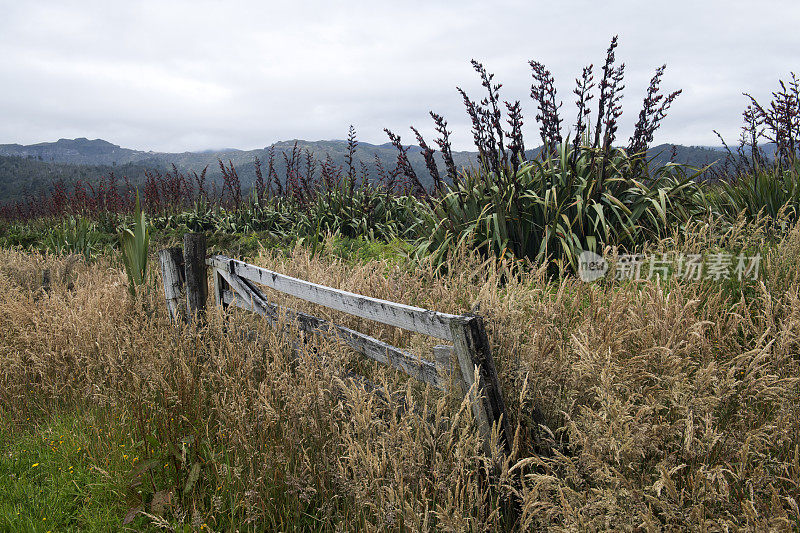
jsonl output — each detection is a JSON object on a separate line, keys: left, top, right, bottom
{"left": 711, "top": 161, "right": 800, "bottom": 225}
{"left": 711, "top": 73, "right": 800, "bottom": 226}
{"left": 43, "top": 216, "right": 100, "bottom": 260}
{"left": 414, "top": 138, "right": 706, "bottom": 270}
{"left": 390, "top": 37, "right": 702, "bottom": 270}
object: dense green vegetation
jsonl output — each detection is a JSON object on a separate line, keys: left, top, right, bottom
{"left": 0, "top": 143, "right": 796, "bottom": 276}
{"left": 0, "top": 155, "right": 157, "bottom": 205}
{"left": 0, "top": 409, "right": 155, "bottom": 531}
{"left": 415, "top": 139, "right": 708, "bottom": 271}
{"left": 0, "top": 137, "right": 731, "bottom": 204}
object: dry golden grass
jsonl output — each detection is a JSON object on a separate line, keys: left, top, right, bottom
{"left": 1, "top": 222, "right": 800, "bottom": 530}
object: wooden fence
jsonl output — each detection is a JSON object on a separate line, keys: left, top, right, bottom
{"left": 159, "top": 233, "right": 511, "bottom": 453}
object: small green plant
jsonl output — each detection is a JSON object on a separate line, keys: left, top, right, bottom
{"left": 120, "top": 193, "right": 149, "bottom": 298}
{"left": 43, "top": 217, "right": 99, "bottom": 260}
{"left": 711, "top": 160, "right": 800, "bottom": 226}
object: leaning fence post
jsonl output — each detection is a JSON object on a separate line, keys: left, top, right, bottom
{"left": 450, "top": 315, "right": 512, "bottom": 454}
{"left": 159, "top": 247, "right": 185, "bottom": 323}
{"left": 183, "top": 233, "right": 208, "bottom": 322}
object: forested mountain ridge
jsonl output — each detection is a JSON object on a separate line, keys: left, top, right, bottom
{"left": 0, "top": 155, "right": 159, "bottom": 205}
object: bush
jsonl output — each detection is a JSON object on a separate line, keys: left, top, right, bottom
{"left": 711, "top": 72, "right": 800, "bottom": 227}
{"left": 389, "top": 36, "right": 700, "bottom": 271}
{"left": 43, "top": 217, "right": 101, "bottom": 260}
{"left": 711, "top": 161, "right": 800, "bottom": 225}
{"left": 415, "top": 139, "right": 706, "bottom": 271}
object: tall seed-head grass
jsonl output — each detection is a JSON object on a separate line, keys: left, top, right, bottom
{"left": 2, "top": 220, "right": 800, "bottom": 529}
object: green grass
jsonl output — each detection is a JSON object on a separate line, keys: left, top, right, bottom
{"left": 0, "top": 402, "right": 341, "bottom": 531}
{"left": 325, "top": 236, "right": 413, "bottom": 264}
{"left": 0, "top": 408, "right": 155, "bottom": 532}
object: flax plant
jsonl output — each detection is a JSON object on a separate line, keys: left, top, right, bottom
{"left": 120, "top": 192, "right": 149, "bottom": 298}
{"left": 390, "top": 36, "right": 700, "bottom": 272}
{"left": 414, "top": 137, "right": 706, "bottom": 271}
{"left": 711, "top": 73, "right": 800, "bottom": 227}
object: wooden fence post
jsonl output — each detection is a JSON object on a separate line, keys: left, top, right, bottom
{"left": 159, "top": 247, "right": 185, "bottom": 323}
{"left": 183, "top": 233, "right": 207, "bottom": 322}
{"left": 433, "top": 344, "right": 459, "bottom": 393}
{"left": 450, "top": 315, "right": 512, "bottom": 454}
{"left": 41, "top": 268, "right": 51, "bottom": 294}
{"left": 212, "top": 266, "right": 229, "bottom": 311}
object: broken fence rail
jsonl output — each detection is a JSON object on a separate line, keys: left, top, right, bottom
{"left": 158, "top": 235, "right": 511, "bottom": 452}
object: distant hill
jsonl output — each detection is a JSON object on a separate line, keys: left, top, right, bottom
{"left": 0, "top": 137, "right": 483, "bottom": 197}
{"left": 0, "top": 137, "right": 737, "bottom": 205}
{"left": 647, "top": 144, "right": 726, "bottom": 169}
{"left": 0, "top": 138, "right": 164, "bottom": 167}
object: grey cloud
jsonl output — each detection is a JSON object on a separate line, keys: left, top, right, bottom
{"left": 1, "top": 0, "right": 797, "bottom": 152}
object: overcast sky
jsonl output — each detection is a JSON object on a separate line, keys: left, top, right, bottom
{"left": 1, "top": 0, "right": 798, "bottom": 153}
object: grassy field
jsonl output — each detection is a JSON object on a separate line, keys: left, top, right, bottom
{"left": 1, "top": 214, "right": 799, "bottom": 530}
{"left": 1, "top": 60, "right": 798, "bottom": 531}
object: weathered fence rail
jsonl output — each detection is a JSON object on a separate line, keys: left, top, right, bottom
{"left": 159, "top": 234, "right": 511, "bottom": 452}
